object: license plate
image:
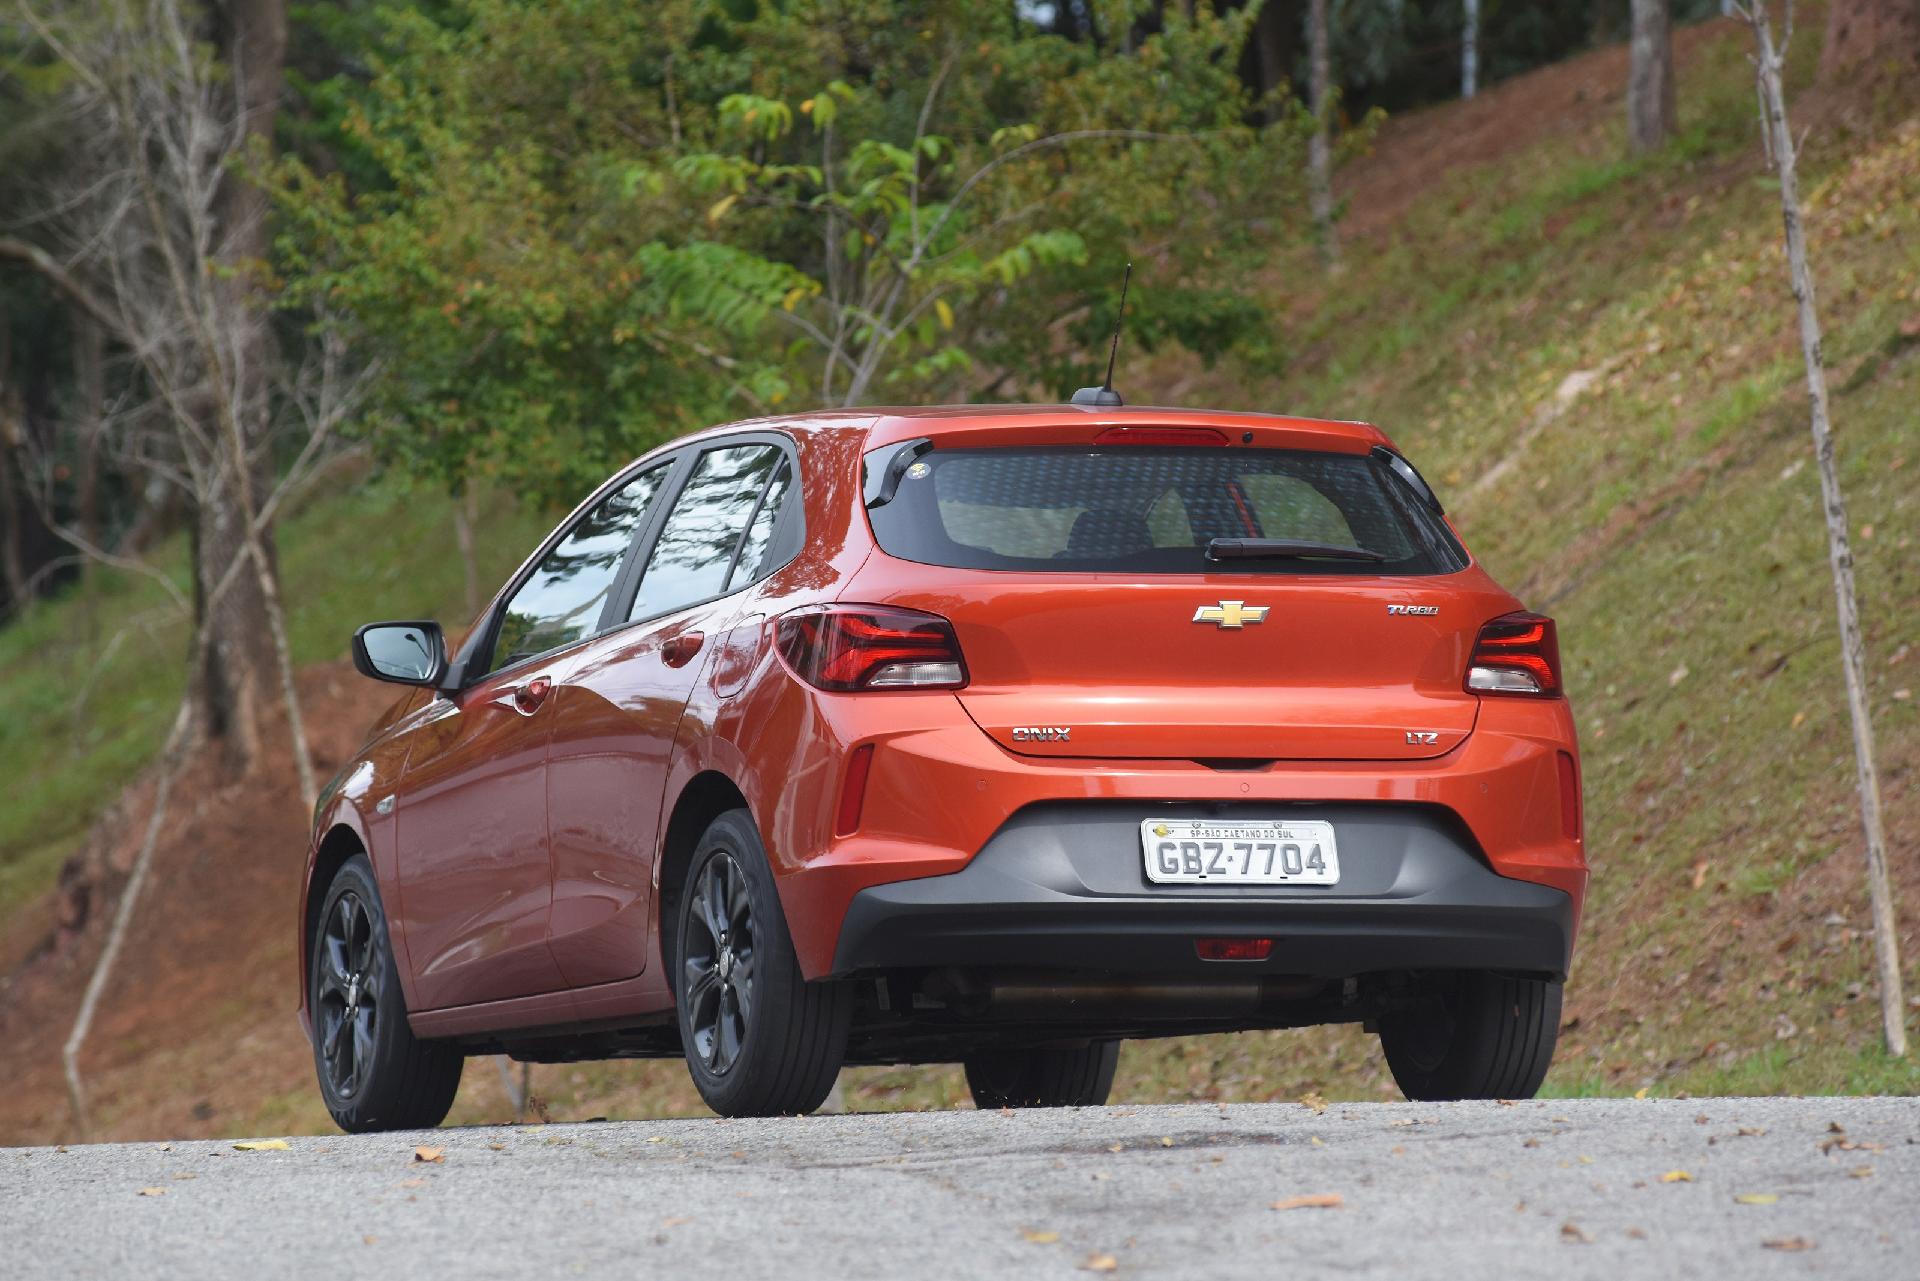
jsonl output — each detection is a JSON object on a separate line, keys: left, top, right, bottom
{"left": 1140, "top": 819, "right": 1341, "bottom": 886}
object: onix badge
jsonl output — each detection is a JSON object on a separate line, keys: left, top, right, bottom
{"left": 1192, "top": 600, "right": 1270, "bottom": 629}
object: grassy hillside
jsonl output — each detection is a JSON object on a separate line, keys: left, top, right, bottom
{"left": 0, "top": 14, "right": 1914, "bottom": 1139}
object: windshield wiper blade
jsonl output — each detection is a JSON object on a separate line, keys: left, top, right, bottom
{"left": 1206, "top": 538, "right": 1386, "bottom": 563}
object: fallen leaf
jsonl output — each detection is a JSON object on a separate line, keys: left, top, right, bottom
{"left": 171, "top": 1173, "right": 196, "bottom": 1181}
{"left": 1660, "top": 1170, "right": 1693, "bottom": 1183}
{"left": 1735, "top": 1193, "right": 1779, "bottom": 1205}
{"left": 397, "top": 1177, "right": 427, "bottom": 1189}
{"left": 1299, "top": 1092, "right": 1329, "bottom": 1115}
{"left": 646, "top": 1136, "right": 665, "bottom": 1144}
{"left": 1107, "top": 1142, "right": 1125, "bottom": 1154}
{"left": 1022, "top": 1230, "right": 1061, "bottom": 1244}
{"left": 1270, "top": 1193, "right": 1344, "bottom": 1211}
{"left": 1158, "top": 1137, "right": 1174, "bottom": 1148}
{"left": 1080, "top": 1254, "right": 1119, "bottom": 1273}
{"left": 232, "top": 1139, "right": 289, "bottom": 1152}
{"left": 998, "top": 1107, "right": 1014, "bottom": 1118}
{"left": 137, "top": 1187, "right": 167, "bottom": 1197}
{"left": 1633, "top": 1087, "right": 1650, "bottom": 1100}
{"left": 1561, "top": 1223, "right": 1594, "bottom": 1245}
{"left": 1309, "top": 1136, "right": 1325, "bottom": 1148}
{"left": 661, "top": 1217, "right": 693, "bottom": 1229}
{"left": 1736, "top": 1126, "right": 1767, "bottom": 1137}
{"left": 1762, "top": 1236, "right": 1814, "bottom": 1252}
{"left": 1626, "top": 1227, "right": 1648, "bottom": 1240}
{"left": 488, "top": 1143, "right": 506, "bottom": 1151}
{"left": 413, "top": 1146, "right": 445, "bottom": 1164}
{"left": 362, "top": 1236, "right": 377, "bottom": 1246}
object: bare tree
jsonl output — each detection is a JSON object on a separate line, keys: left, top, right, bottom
{"left": 1734, "top": 0, "right": 1906, "bottom": 1057}
{"left": 11, "top": 0, "right": 313, "bottom": 806}
{"left": 1306, "top": 0, "right": 1340, "bottom": 266}
{"left": 1629, "top": 0, "right": 1678, "bottom": 153}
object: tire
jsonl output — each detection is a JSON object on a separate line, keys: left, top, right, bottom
{"left": 673, "top": 810, "right": 850, "bottom": 1117}
{"left": 1378, "top": 971, "right": 1561, "bottom": 1101}
{"left": 964, "top": 1041, "right": 1120, "bottom": 1109}
{"left": 310, "top": 855, "right": 463, "bottom": 1132}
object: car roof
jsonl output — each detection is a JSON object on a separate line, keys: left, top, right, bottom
{"left": 684, "top": 403, "right": 1392, "bottom": 452}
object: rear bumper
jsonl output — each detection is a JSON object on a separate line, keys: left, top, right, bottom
{"left": 830, "top": 802, "right": 1574, "bottom": 980}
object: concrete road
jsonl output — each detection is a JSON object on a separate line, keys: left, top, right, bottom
{"left": 3, "top": 1098, "right": 1915, "bottom": 1279}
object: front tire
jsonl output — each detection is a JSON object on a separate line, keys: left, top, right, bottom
{"left": 310, "top": 855, "right": 463, "bottom": 1132}
{"left": 1379, "top": 971, "right": 1561, "bottom": 1101}
{"left": 964, "top": 1042, "right": 1120, "bottom": 1109}
{"left": 673, "top": 810, "right": 850, "bottom": 1117}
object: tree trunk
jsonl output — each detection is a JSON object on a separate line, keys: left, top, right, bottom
{"left": 192, "top": 0, "right": 301, "bottom": 790}
{"left": 452, "top": 486, "right": 482, "bottom": 620}
{"left": 1463, "top": 0, "right": 1481, "bottom": 99}
{"left": 1306, "top": 0, "right": 1340, "bottom": 266}
{"left": 1629, "top": 0, "right": 1678, "bottom": 153}
{"left": 74, "top": 316, "right": 105, "bottom": 552}
{"left": 1822, "top": 0, "right": 1920, "bottom": 83}
{"left": 1748, "top": 4, "right": 1907, "bottom": 1057}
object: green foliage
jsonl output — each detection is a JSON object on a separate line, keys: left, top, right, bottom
{"left": 273, "top": 0, "right": 1316, "bottom": 507}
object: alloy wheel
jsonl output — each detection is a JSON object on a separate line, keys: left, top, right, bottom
{"left": 682, "top": 850, "right": 756, "bottom": 1076}
{"left": 315, "top": 890, "right": 382, "bottom": 1099}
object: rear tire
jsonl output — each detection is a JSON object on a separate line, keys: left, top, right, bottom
{"left": 1379, "top": 971, "right": 1561, "bottom": 1101}
{"left": 964, "top": 1041, "right": 1120, "bottom": 1109}
{"left": 310, "top": 855, "right": 463, "bottom": 1132}
{"left": 673, "top": 810, "right": 851, "bottom": 1117}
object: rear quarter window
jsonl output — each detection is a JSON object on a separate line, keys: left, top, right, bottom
{"left": 866, "top": 446, "right": 1466, "bottom": 576}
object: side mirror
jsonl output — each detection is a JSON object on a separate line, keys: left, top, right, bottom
{"left": 351, "top": 621, "right": 447, "bottom": 687}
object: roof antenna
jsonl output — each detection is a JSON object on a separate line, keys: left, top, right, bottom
{"left": 1071, "top": 262, "right": 1130, "bottom": 407}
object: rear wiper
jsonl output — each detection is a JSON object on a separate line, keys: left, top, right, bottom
{"left": 1206, "top": 538, "right": 1385, "bottom": 563}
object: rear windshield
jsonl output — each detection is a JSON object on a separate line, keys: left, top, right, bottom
{"left": 865, "top": 446, "right": 1467, "bottom": 575}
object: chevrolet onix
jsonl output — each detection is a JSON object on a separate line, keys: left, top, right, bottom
{"left": 300, "top": 404, "right": 1585, "bottom": 1130}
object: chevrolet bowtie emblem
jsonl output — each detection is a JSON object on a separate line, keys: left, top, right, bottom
{"left": 1192, "top": 600, "right": 1270, "bottom": 629}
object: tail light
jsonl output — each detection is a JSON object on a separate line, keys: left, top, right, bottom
{"left": 774, "top": 605, "right": 967, "bottom": 691}
{"left": 1466, "top": 611, "right": 1561, "bottom": 696}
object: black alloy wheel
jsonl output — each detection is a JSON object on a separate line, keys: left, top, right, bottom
{"left": 315, "top": 887, "right": 383, "bottom": 1100}
{"left": 680, "top": 849, "right": 757, "bottom": 1077}
{"left": 674, "top": 810, "right": 850, "bottom": 1117}
{"left": 309, "top": 855, "right": 463, "bottom": 1132}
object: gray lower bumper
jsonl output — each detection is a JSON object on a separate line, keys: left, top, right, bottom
{"left": 831, "top": 803, "right": 1574, "bottom": 980}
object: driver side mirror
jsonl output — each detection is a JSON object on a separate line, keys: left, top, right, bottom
{"left": 351, "top": 621, "right": 448, "bottom": 687}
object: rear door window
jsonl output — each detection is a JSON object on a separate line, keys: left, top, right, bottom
{"left": 866, "top": 447, "right": 1465, "bottom": 575}
{"left": 630, "top": 443, "right": 792, "bottom": 620}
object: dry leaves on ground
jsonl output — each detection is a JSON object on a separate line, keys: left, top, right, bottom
{"left": 1080, "top": 1253, "right": 1119, "bottom": 1272}
{"left": 1271, "top": 1193, "right": 1344, "bottom": 1211}
{"left": 1734, "top": 1193, "right": 1779, "bottom": 1205}
{"left": 1660, "top": 1170, "right": 1693, "bottom": 1183}
{"left": 1561, "top": 1223, "right": 1594, "bottom": 1245}
{"left": 137, "top": 1187, "right": 166, "bottom": 1197}
{"left": 232, "top": 1139, "right": 289, "bottom": 1152}
{"left": 413, "top": 1146, "right": 445, "bottom": 1164}
{"left": 1022, "top": 1230, "right": 1061, "bottom": 1244}
{"left": 1763, "top": 1237, "right": 1814, "bottom": 1252}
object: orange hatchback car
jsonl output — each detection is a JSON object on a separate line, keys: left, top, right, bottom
{"left": 300, "top": 403, "right": 1585, "bottom": 1130}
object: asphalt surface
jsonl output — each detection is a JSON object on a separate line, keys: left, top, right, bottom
{"left": 3, "top": 1097, "right": 1915, "bottom": 1279}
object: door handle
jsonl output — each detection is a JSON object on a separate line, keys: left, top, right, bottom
{"left": 661, "top": 631, "right": 705, "bottom": 669}
{"left": 512, "top": 675, "right": 553, "bottom": 714}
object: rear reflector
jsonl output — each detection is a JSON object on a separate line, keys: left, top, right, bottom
{"left": 835, "top": 743, "right": 875, "bottom": 837}
{"left": 1465, "top": 611, "right": 1562, "bottom": 696}
{"left": 1195, "top": 937, "right": 1274, "bottom": 962}
{"left": 1093, "top": 426, "right": 1229, "bottom": 447}
{"left": 1557, "top": 750, "right": 1582, "bottom": 842}
{"left": 775, "top": 605, "right": 967, "bottom": 691}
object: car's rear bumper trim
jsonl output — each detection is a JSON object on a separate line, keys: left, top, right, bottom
{"left": 828, "top": 802, "right": 1574, "bottom": 980}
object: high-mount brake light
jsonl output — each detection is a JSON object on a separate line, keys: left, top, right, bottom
{"left": 1465, "top": 611, "right": 1562, "bottom": 696}
{"left": 775, "top": 605, "right": 968, "bottom": 692}
{"left": 1092, "top": 426, "right": 1228, "bottom": 447}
